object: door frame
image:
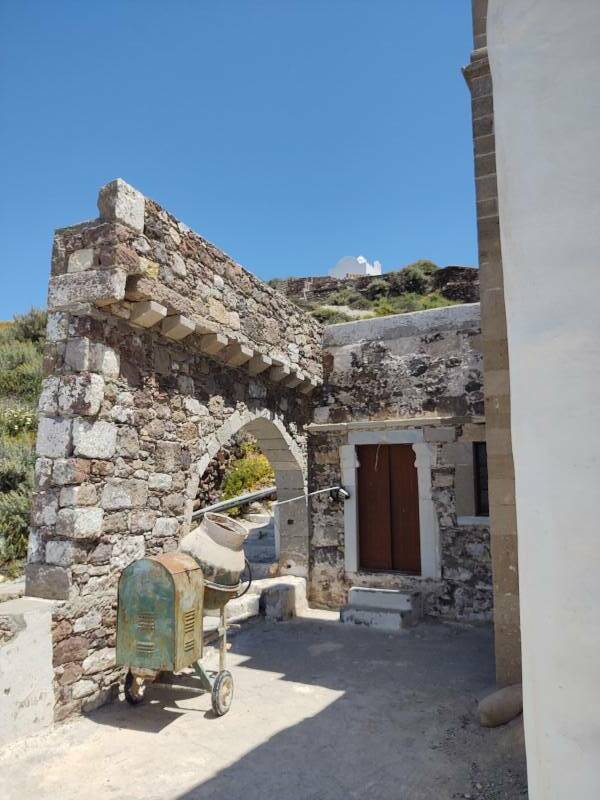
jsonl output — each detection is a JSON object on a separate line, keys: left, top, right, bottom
{"left": 340, "top": 429, "right": 441, "bottom": 580}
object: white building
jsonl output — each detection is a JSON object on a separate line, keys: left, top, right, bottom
{"left": 328, "top": 255, "right": 382, "bottom": 279}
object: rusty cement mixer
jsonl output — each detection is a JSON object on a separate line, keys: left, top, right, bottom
{"left": 116, "top": 512, "right": 250, "bottom": 716}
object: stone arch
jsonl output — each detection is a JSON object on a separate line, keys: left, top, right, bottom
{"left": 25, "top": 179, "right": 323, "bottom": 720}
{"left": 192, "top": 410, "right": 308, "bottom": 576}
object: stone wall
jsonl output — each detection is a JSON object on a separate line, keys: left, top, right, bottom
{"left": 307, "top": 304, "right": 493, "bottom": 620}
{"left": 27, "top": 179, "right": 322, "bottom": 719}
{"left": 273, "top": 266, "right": 480, "bottom": 307}
{"left": 463, "top": 0, "right": 521, "bottom": 686}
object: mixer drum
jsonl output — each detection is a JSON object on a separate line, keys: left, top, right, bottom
{"left": 179, "top": 511, "right": 248, "bottom": 587}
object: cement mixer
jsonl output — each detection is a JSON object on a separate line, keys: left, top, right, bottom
{"left": 116, "top": 512, "right": 250, "bottom": 716}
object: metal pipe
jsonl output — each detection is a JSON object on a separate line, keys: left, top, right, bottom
{"left": 191, "top": 486, "right": 277, "bottom": 520}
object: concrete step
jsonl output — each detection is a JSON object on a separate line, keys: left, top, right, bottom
{"left": 243, "top": 513, "right": 273, "bottom": 526}
{"left": 340, "top": 587, "right": 422, "bottom": 633}
{"left": 225, "top": 576, "right": 307, "bottom": 623}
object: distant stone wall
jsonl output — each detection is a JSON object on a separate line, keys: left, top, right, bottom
{"left": 273, "top": 266, "right": 480, "bottom": 306}
{"left": 28, "top": 180, "right": 322, "bottom": 720}
{"left": 307, "top": 304, "right": 492, "bottom": 620}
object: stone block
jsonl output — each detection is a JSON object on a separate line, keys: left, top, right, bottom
{"left": 56, "top": 507, "right": 104, "bottom": 539}
{"left": 47, "top": 268, "right": 127, "bottom": 310}
{"left": 129, "top": 300, "right": 167, "bottom": 328}
{"left": 82, "top": 646, "right": 115, "bottom": 675}
{"left": 67, "top": 249, "right": 95, "bottom": 273}
{"left": 171, "top": 252, "right": 187, "bottom": 277}
{"left": 27, "top": 529, "right": 45, "bottom": 563}
{"left": 262, "top": 577, "right": 308, "bottom": 621}
{"left": 36, "top": 417, "right": 72, "bottom": 458}
{"left": 97, "top": 179, "right": 145, "bottom": 232}
{"left": 424, "top": 426, "right": 456, "bottom": 443}
{"left": 247, "top": 353, "right": 272, "bottom": 375}
{"left": 53, "top": 635, "right": 90, "bottom": 667}
{"left": 89, "top": 343, "right": 120, "bottom": 378}
{"left": 73, "top": 419, "right": 117, "bottom": 458}
{"left": 101, "top": 479, "right": 148, "bottom": 510}
{"left": 220, "top": 342, "right": 253, "bottom": 367}
{"left": 270, "top": 364, "right": 290, "bottom": 383}
{"left": 31, "top": 491, "right": 58, "bottom": 526}
{"left": 45, "top": 540, "right": 79, "bottom": 567}
{"left": 479, "top": 684, "right": 523, "bottom": 728}
{"left": 51, "top": 458, "right": 91, "bottom": 486}
{"left": 59, "top": 483, "right": 97, "bottom": 507}
{"left": 25, "top": 563, "right": 71, "bottom": 601}
{"left": 116, "top": 426, "right": 139, "bottom": 457}
{"left": 148, "top": 472, "right": 172, "bottom": 491}
{"left": 37, "top": 377, "right": 60, "bottom": 415}
{"left": 200, "top": 333, "right": 228, "bottom": 355}
{"left": 155, "top": 441, "right": 181, "bottom": 471}
{"left": 71, "top": 679, "right": 97, "bottom": 700}
{"left": 284, "top": 371, "right": 304, "bottom": 389}
{"left": 162, "top": 314, "right": 195, "bottom": 341}
{"left": 153, "top": 517, "right": 179, "bottom": 538}
{"left": 111, "top": 535, "right": 145, "bottom": 569}
{"left": 64, "top": 338, "right": 91, "bottom": 372}
{"left": 58, "top": 373, "right": 105, "bottom": 416}
{"left": 46, "top": 312, "right": 68, "bottom": 342}
{"left": 299, "top": 377, "right": 319, "bottom": 394}
{"left": 129, "top": 509, "right": 157, "bottom": 533}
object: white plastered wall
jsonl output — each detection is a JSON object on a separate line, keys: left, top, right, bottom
{"left": 488, "top": 2, "right": 600, "bottom": 797}
{"left": 341, "top": 429, "right": 441, "bottom": 579}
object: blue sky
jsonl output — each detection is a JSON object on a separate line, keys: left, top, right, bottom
{"left": 0, "top": 1, "right": 476, "bottom": 319}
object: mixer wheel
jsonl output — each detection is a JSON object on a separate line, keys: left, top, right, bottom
{"left": 211, "top": 670, "right": 234, "bottom": 716}
{"left": 124, "top": 670, "right": 146, "bottom": 705}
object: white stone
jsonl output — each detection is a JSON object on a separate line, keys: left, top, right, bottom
{"left": 130, "top": 300, "right": 167, "bottom": 328}
{"left": 153, "top": 517, "right": 179, "bottom": 537}
{"left": 27, "top": 530, "right": 45, "bottom": 563}
{"left": 56, "top": 507, "right": 104, "bottom": 539}
{"left": 73, "top": 420, "right": 117, "bottom": 458}
{"left": 97, "top": 179, "right": 145, "bottom": 232}
{"left": 59, "top": 484, "right": 97, "bottom": 507}
{"left": 67, "top": 249, "right": 95, "bottom": 273}
{"left": 183, "top": 397, "right": 207, "bottom": 416}
{"left": 162, "top": 314, "right": 195, "bottom": 341}
{"left": 148, "top": 473, "right": 172, "bottom": 491}
{"left": 73, "top": 610, "right": 102, "bottom": 633}
{"left": 101, "top": 479, "right": 148, "bottom": 510}
{"left": 171, "top": 253, "right": 187, "bottom": 277}
{"left": 64, "top": 338, "right": 91, "bottom": 372}
{"left": 45, "top": 540, "right": 76, "bottom": 567}
{"left": 71, "top": 679, "right": 98, "bottom": 700}
{"left": 82, "top": 647, "right": 115, "bottom": 675}
{"left": 111, "top": 535, "right": 145, "bottom": 569}
{"left": 47, "top": 268, "right": 127, "bottom": 310}
{"left": 31, "top": 494, "right": 58, "bottom": 527}
{"left": 36, "top": 417, "right": 72, "bottom": 458}
{"left": 90, "top": 343, "right": 120, "bottom": 378}
{"left": 46, "top": 312, "right": 68, "bottom": 342}
{"left": 58, "top": 373, "right": 104, "bottom": 416}
{"left": 37, "top": 377, "right": 60, "bottom": 415}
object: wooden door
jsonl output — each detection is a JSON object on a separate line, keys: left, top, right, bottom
{"left": 357, "top": 444, "right": 421, "bottom": 575}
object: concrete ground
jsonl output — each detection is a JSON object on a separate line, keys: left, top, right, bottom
{"left": 0, "top": 613, "right": 527, "bottom": 800}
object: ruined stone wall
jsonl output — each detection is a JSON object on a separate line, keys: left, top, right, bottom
{"left": 307, "top": 305, "right": 492, "bottom": 620}
{"left": 27, "top": 180, "right": 322, "bottom": 719}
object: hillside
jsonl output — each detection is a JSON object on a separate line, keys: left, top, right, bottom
{"left": 269, "top": 261, "right": 479, "bottom": 324}
{"left": 0, "top": 309, "right": 46, "bottom": 577}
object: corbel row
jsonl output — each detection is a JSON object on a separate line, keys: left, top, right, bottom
{"left": 128, "top": 300, "right": 320, "bottom": 394}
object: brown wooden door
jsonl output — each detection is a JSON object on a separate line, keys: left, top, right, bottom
{"left": 357, "top": 444, "right": 421, "bottom": 575}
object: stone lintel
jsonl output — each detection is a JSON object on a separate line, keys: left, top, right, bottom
{"left": 247, "top": 354, "right": 273, "bottom": 376}
{"left": 130, "top": 300, "right": 168, "bottom": 328}
{"left": 270, "top": 364, "right": 291, "bottom": 383}
{"left": 200, "top": 333, "right": 229, "bottom": 355}
{"left": 220, "top": 342, "right": 253, "bottom": 367}
{"left": 161, "top": 314, "right": 195, "bottom": 341}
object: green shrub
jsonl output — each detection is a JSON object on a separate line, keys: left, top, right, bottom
{"left": 312, "top": 307, "right": 353, "bottom": 324}
{"left": 0, "top": 341, "right": 43, "bottom": 401}
{"left": 0, "top": 435, "right": 35, "bottom": 492}
{"left": 12, "top": 308, "right": 47, "bottom": 346}
{"left": 364, "top": 278, "right": 390, "bottom": 300}
{"left": 221, "top": 452, "right": 275, "bottom": 515}
{"left": 0, "top": 490, "right": 30, "bottom": 561}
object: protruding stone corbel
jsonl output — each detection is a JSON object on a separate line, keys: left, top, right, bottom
{"left": 130, "top": 300, "right": 167, "bottom": 328}
{"left": 200, "top": 333, "right": 229, "bottom": 355}
{"left": 219, "top": 342, "right": 253, "bottom": 367}
{"left": 161, "top": 314, "right": 195, "bottom": 341}
{"left": 299, "top": 376, "right": 320, "bottom": 395}
{"left": 270, "top": 364, "right": 291, "bottom": 383}
{"left": 247, "top": 354, "right": 272, "bottom": 376}
{"left": 284, "top": 370, "right": 304, "bottom": 389}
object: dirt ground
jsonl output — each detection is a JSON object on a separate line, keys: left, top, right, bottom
{"left": 0, "top": 612, "right": 527, "bottom": 800}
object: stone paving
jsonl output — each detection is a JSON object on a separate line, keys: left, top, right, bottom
{"left": 0, "top": 613, "right": 527, "bottom": 800}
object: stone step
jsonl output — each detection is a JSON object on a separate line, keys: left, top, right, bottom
{"left": 340, "top": 588, "right": 422, "bottom": 633}
{"left": 246, "top": 562, "right": 278, "bottom": 579}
